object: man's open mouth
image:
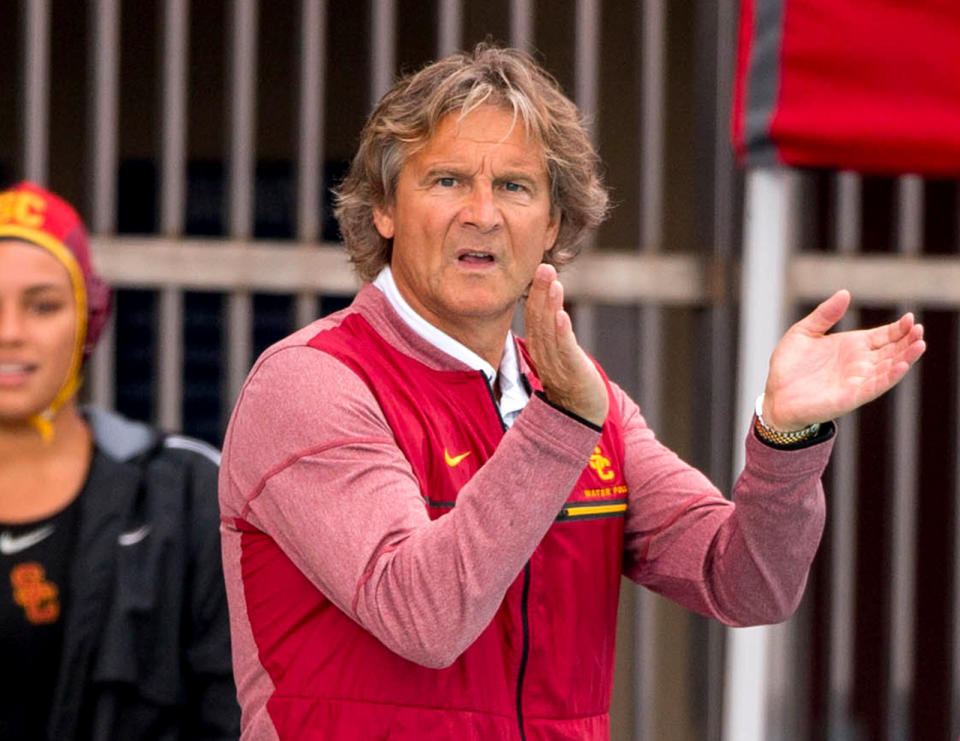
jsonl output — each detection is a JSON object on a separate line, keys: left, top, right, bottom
{"left": 458, "top": 251, "right": 495, "bottom": 264}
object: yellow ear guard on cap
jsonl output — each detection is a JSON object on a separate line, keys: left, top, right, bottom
{"left": 2, "top": 224, "right": 89, "bottom": 443}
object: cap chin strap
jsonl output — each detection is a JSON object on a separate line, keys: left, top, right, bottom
{"left": 19, "top": 236, "right": 88, "bottom": 444}
{"left": 29, "top": 373, "right": 84, "bottom": 443}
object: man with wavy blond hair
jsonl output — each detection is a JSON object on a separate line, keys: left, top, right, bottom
{"left": 219, "top": 44, "right": 925, "bottom": 740}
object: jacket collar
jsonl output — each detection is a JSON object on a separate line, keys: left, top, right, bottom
{"left": 352, "top": 282, "right": 534, "bottom": 381}
{"left": 84, "top": 406, "right": 158, "bottom": 461}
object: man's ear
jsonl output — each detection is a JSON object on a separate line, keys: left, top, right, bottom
{"left": 543, "top": 209, "right": 562, "bottom": 256}
{"left": 372, "top": 205, "right": 395, "bottom": 239}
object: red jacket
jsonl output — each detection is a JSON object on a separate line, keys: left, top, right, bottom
{"left": 219, "top": 285, "right": 832, "bottom": 740}
{"left": 242, "top": 311, "right": 625, "bottom": 739}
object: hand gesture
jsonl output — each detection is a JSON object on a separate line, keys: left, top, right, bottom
{"left": 762, "top": 290, "right": 926, "bottom": 431}
{"left": 524, "top": 264, "right": 608, "bottom": 427}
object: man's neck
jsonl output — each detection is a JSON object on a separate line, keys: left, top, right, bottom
{"left": 370, "top": 270, "right": 531, "bottom": 427}
{"left": 434, "top": 317, "right": 511, "bottom": 370}
{"left": 372, "top": 267, "right": 513, "bottom": 374}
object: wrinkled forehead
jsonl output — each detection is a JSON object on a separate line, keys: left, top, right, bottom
{"left": 448, "top": 106, "right": 540, "bottom": 149}
{"left": 442, "top": 96, "right": 540, "bottom": 146}
{"left": 398, "top": 103, "right": 548, "bottom": 178}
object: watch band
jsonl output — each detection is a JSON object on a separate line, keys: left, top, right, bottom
{"left": 754, "top": 393, "right": 821, "bottom": 446}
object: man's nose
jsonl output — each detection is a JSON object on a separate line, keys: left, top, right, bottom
{"left": 459, "top": 182, "right": 501, "bottom": 231}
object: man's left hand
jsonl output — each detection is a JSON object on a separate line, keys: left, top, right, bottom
{"left": 762, "top": 290, "right": 926, "bottom": 432}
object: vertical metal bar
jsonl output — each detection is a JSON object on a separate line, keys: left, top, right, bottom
{"left": 708, "top": 1, "right": 738, "bottom": 471}
{"left": 574, "top": 0, "right": 600, "bottom": 128}
{"left": 437, "top": 0, "right": 462, "bottom": 57}
{"left": 954, "top": 182, "right": 960, "bottom": 741}
{"left": 295, "top": 293, "right": 320, "bottom": 329}
{"left": 723, "top": 167, "right": 796, "bottom": 741}
{"left": 509, "top": 0, "right": 533, "bottom": 52}
{"left": 229, "top": 0, "right": 257, "bottom": 240}
{"left": 157, "top": 290, "right": 183, "bottom": 430}
{"left": 640, "top": 0, "right": 665, "bottom": 255}
{"left": 161, "top": 0, "right": 189, "bottom": 236}
{"left": 90, "top": 0, "right": 120, "bottom": 234}
{"left": 23, "top": 0, "right": 50, "bottom": 183}
{"left": 638, "top": 0, "right": 665, "bottom": 421}
{"left": 836, "top": 172, "right": 862, "bottom": 253}
{"left": 828, "top": 171, "right": 861, "bottom": 737}
{"left": 157, "top": 0, "right": 190, "bottom": 432}
{"left": 88, "top": 313, "right": 116, "bottom": 409}
{"left": 887, "top": 174, "right": 923, "bottom": 741}
{"left": 636, "top": 3, "right": 666, "bottom": 738}
{"left": 370, "top": 0, "right": 396, "bottom": 109}
{"left": 297, "top": 0, "right": 326, "bottom": 244}
{"left": 294, "top": 0, "right": 326, "bottom": 327}
{"left": 896, "top": 176, "right": 923, "bottom": 256}
{"left": 570, "top": 0, "right": 600, "bottom": 355}
{"left": 954, "top": 219, "right": 960, "bottom": 739}
{"left": 768, "top": 604, "right": 805, "bottom": 738}
{"left": 705, "top": 2, "right": 738, "bottom": 738}
{"left": 87, "top": 0, "right": 120, "bottom": 417}
{"left": 828, "top": 407, "right": 859, "bottom": 736}
{"left": 226, "top": 0, "right": 258, "bottom": 408}
{"left": 226, "top": 291, "right": 254, "bottom": 411}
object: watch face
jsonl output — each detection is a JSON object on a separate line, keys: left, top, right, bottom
{"left": 755, "top": 392, "right": 765, "bottom": 419}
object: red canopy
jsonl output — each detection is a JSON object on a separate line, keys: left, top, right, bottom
{"left": 732, "top": 0, "right": 960, "bottom": 176}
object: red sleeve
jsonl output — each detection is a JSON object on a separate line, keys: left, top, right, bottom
{"left": 617, "top": 383, "right": 832, "bottom": 626}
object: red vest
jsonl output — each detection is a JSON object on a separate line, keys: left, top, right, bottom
{"left": 244, "top": 313, "right": 628, "bottom": 740}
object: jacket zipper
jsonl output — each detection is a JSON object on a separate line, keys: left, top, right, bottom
{"left": 516, "top": 563, "right": 531, "bottom": 741}
{"left": 480, "top": 372, "right": 529, "bottom": 741}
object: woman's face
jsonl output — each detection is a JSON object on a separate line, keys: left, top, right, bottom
{"left": 0, "top": 240, "right": 79, "bottom": 424}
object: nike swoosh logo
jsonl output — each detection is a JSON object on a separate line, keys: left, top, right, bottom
{"left": 0, "top": 525, "right": 56, "bottom": 555}
{"left": 118, "top": 525, "right": 151, "bottom": 547}
{"left": 444, "top": 449, "right": 471, "bottom": 467}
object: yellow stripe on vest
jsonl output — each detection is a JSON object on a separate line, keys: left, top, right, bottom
{"left": 560, "top": 502, "right": 628, "bottom": 520}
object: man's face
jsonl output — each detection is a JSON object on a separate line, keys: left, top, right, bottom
{"left": 373, "top": 105, "right": 560, "bottom": 345}
{"left": 0, "top": 240, "right": 78, "bottom": 423}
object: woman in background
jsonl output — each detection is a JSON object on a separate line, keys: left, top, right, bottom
{"left": 0, "top": 182, "right": 239, "bottom": 740}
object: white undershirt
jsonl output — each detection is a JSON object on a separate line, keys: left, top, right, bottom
{"left": 373, "top": 266, "right": 529, "bottom": 428}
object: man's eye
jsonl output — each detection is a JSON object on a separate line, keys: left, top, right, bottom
{"left": 437, "top": 177, "right": 456, "bottom": 187}
{"left": 504, "top": 182, "right": 526, "bottom": 193}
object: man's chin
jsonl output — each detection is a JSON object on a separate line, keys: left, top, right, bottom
{"left": 445, "top": 290, "right": 520, "bottom": 319}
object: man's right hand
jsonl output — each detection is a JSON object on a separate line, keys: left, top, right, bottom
{"left": 524, "top": 263, "right": 609, "bottom": 427}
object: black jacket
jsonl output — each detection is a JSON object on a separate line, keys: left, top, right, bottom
{"left": 46, "top": 408, "right": 240, "bottom": 740}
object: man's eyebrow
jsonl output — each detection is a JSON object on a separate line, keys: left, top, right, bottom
{"left": 496, "top": 170, "right": 539, "bottom": 182}
{"left": 415, "top": 164, "right": 476, "bottom": 186}
{"left": 421, "top": 164, "right": 468, "bottom": 176}
{"left": 417, "top": 159, "right": 547, "bottom": 184}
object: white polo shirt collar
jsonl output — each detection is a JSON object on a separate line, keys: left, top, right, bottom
{"left": 373, "top": 266, "right": 529, "bottom": 427}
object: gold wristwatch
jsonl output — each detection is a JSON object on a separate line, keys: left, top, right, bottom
{"left": 754, "top": 393, "right": 821, "bottom": 446}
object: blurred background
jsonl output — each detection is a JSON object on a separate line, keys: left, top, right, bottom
{"left": 1, "top": 1, "right": 957, "bottom": 739}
